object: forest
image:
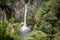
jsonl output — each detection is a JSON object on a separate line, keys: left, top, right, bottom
{"left": 0, "top": 0, "right": 60, "bottom": 40}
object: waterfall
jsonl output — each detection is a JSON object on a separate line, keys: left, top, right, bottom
{"left": 20, "top": 4, "right": 28, "bottom": 30}
{"left": 18, "top": 4, "right": 31, "bottom": 36}
{"left": 24, "top": 4, "right": 27, "bottom": 26}
{"left": 19, "top": 4, "right": 29, "bottom": 31}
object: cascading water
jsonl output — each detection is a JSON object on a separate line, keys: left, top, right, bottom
{"left": 18, "top": 4, "right": 31, "bottom": 36}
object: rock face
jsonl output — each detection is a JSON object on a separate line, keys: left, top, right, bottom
{"left": 13, "top": 0, "right": 24, "bottom": 20}
{"left": 0, "top": 9, "right": 2, "bottom": 20}
{"left": 0, "top": 0, "right": 41, "bottom": 20}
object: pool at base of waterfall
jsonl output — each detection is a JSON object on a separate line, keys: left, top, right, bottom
{"left": 18, "top": 25, "right": 32, "bottom": 36}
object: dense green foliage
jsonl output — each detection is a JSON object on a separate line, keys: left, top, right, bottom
{"left": 0, "top": 0, "right": 60, "bottom": 40}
